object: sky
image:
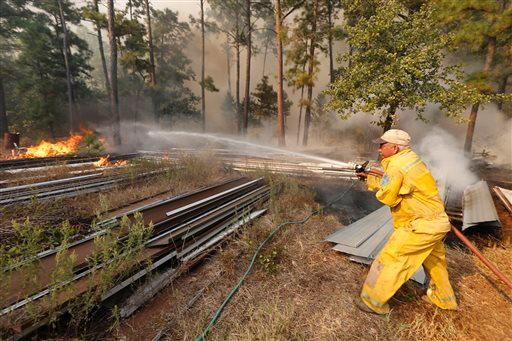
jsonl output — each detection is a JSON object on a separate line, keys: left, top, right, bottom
{"left": 73, "top": 0, "right": 201, "bottom": 18}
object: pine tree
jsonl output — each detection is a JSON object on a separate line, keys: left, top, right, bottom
{"left": 209, "top": 0, "right": 244, "bottom": 133}
{"left": 436, "top": 0, "right": 512, "bottom": 152}
{"left": 250, "top": 75, "right": 291, "bottom": 126}
{"left": 152, "top": 9, "right": 199, "bottom": 123}
{"left": 0, "top": 0, "right": 32, "bottom": 137}
{"left": 82, "top": 0, "right": 111, "bottom": 97}
{"left": 107, "top": 0, "right": 121, "bottom": 145}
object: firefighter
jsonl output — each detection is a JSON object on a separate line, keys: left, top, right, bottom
{"left": 355, "top": 129, "right": 458, "bottom": 314}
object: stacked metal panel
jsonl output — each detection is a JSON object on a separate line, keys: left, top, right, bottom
{"left": 462, "top": 181, "right": 501, "bottom": 231}
{"left": 325, "top": 206, "right": 427, "bottom": 284}
{"left": 493, "top": 186, "right": 512, "bottom": 214}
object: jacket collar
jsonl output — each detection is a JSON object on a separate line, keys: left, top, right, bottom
{"left": 380, "top": 148, "right": 412, "bottom": 170}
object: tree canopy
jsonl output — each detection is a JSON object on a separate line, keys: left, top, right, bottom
{"left": 325, "top": 1, "right": 492, "bottom": 131}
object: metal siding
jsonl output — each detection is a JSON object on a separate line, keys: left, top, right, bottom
{"left": 328, "top": 206, "right": 427, "bottom": 285}
{"left": 462, "top": 181, "right": 501, "bottom": 230}
{"left": 325, "top": 206, "right": 390, "bottom": 246}
{"left": 332, "top": 223, "right": 393, "bottom": 258}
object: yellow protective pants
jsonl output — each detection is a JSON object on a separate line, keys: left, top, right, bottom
{"left": 360, "top": 226, "right": 458, "bottom": 314}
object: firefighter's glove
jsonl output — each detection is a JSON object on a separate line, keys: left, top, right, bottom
{"left": 356, "top": 171, "right": 368, "bottom": 182}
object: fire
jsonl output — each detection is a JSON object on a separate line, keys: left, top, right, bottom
{"left": 94, "top": 156, "right": 110, "bottom": 167}
{"left": 25, "top": 134, "right": 84, "bottom": 158}
{"left": 93, "top": 155, "right": 129, "bottom": 167}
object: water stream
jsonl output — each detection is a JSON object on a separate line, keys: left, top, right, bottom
{"left": 147, "top": 130, "right": 355, "bottom": 169}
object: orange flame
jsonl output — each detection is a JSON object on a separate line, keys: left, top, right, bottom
{"left": 94, "top": 156, "right": 110, "bottom": 167}
{"left": 93, "top": 155, "right": 128, "bottom": 167}
{"left": 25, "top": 134, "right": 84, "bottom": 158}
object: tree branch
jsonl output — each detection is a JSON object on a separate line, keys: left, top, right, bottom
{"left": 283, "top": 1, "right": 305, "bottom": 21}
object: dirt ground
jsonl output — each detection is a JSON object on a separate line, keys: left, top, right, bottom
{"left": 118, "top": 176, "right": 512, "bottom": 341}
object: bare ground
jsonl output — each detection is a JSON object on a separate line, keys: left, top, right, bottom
{"left": 119, "top": 176, "right": 512, "bottom": 341}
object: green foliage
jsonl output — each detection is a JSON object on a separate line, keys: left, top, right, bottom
{"left": 326, "top": 1, "right": 490, "bottom": 128}
{"left": 152, "top": 9, "right": 200, "bottom": 122}
{"left": 285, "top": 1, "right": 324, "bottom": 90}
{"left": 47, "top": 221, "right": 77, "bottom": 318}
{"left": 0, "top": 219, "right": 80, "bottom": 325}
{"left": 259, "top": 248, "right": 281, "bottom": 274}
{"left": 77, "top": 131, "right": 106, "bottom": 155}
{"left": 250, "top": 76, "right": 292, "bottom": 126}
{"left": 0, "top": 0, "right": 32, "bottom": 38}
{"left": 70, "top": 211, "right": 153, "bottom": 324}
{"left": 3, "top": 0, "right": 92, "bottom": 137}
{"left": 202, "top": 75, "right": 220, "bottom": 92}
{"left": 436, "top": 0, "right": 511, "bottom": 52}
{"left": 436, "top": 0, "right": 512, "bottom": 109}
{"left": 221, "top": 91, "right": 237, "bottom": 119}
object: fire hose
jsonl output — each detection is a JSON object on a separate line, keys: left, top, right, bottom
{"left": 197, "top": 164, "right": 511, "bottom": 340}
{"left": 356, "top": 162, "right": 512, "bottom": 291}
{"left": 196, "top": 181, "right": 358, "bottom": 340}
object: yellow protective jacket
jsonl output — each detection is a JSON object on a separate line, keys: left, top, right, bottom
{"left": 368, "top": 148, "right": 450, "bottom": 234}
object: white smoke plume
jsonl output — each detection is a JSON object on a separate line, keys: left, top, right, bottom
{"left": 416, "top": 127, "right": 478, "bottom": 192}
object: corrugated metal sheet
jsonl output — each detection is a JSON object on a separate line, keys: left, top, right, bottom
{"left": 332, "top": 220, "right": 392, "bottom": 258}
{"left": 493, "top": 186, "right": 512, "bottom": 214}
{"left": 497, "top": 186, "right": 512, "bottom": 204}
{"left": 462, "top": 181, "right": 501, "bottom": 231}
{"left": 326, "top": 206, "right": 427, "bottom": 284}
{"left": 325, "top": 206, "right": 391, "bottom": 247}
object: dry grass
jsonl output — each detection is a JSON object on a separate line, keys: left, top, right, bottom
{"left": 0, "top": 153, "right": 231, "bottom": 246}
{"left": 120, "top": 176, "right": 512, "bottom": 341}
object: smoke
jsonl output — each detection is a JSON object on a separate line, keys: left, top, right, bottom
{"left": 74, "top": 2, "right": 511, "bottom": 171}
{"left": 399, "top": 103, "right": 512, "bottom": 168}
{"left": 416, "top": 127, "right": 477, "bottom": 192}
{"left": 470, "top": 106, "right": 512, "bottom": 166}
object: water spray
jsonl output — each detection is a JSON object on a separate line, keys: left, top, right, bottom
{"left": 147, "top": 130, "right": 356, "bottom": 169}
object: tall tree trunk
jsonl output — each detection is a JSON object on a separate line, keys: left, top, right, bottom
{"left": 302, "top": 0, "right": 318, "bottom": 147}
{"left": 296, "top": 40, "right": 309, "bottom": 145}
{"left": 200, "top": 0, "right": 206, "bottom": 131}
{"left": 327, "top": 0, "right": 334, "bottom": 83}
{"left": 497, "top": 74, "right": 509, "bottom": 110}
{"left": 275, "top": 0, "right": 285, "bottom": 146}
{"left": 242, "top": 0, "right": 251, "bottom": 135}
{"left": 93, "top": 0, "right": 110, "bottom": 97}
{"left": 133, "top": 88, "right": 140, "bottom": 139}
{"left": 383, "top": 103, "right": 397, "bottom": 132}
{"left": 57, "top": 0, "right": 75, "bottom": 133}
{"left": 226, "top": 34, "right": 232, "bottom": 96}
{"left": 464, "top": 37, "right": 496, "bottom": 153}
{"left": 128, "top": 0, "right": 133, "bottom": 20}
{"left": 235, "top": 5, "right": 241, "bottom": 134}
{"left": 262, "top": 32, "right": 270, "bottom": 79}
{"left": 145, "top": 0, "right": 156, "bottom": 86}
{"left": 296, "top": 85, "right": 305, "bottom": 145}
{"left": 144, "top": 0, "right": 158, "bottom": 124}
{"left": 107, "top": 0, "right": 121, "bottom": 146}
{"left": 0, "top": 75, "right": 8, "bottom": 137}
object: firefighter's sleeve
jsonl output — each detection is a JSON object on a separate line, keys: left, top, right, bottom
{"left": 375, "top": 167, "right": 403, "bottom": 207}
{"left": 367, "top": 174, "right": 381, "bottom": 191}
